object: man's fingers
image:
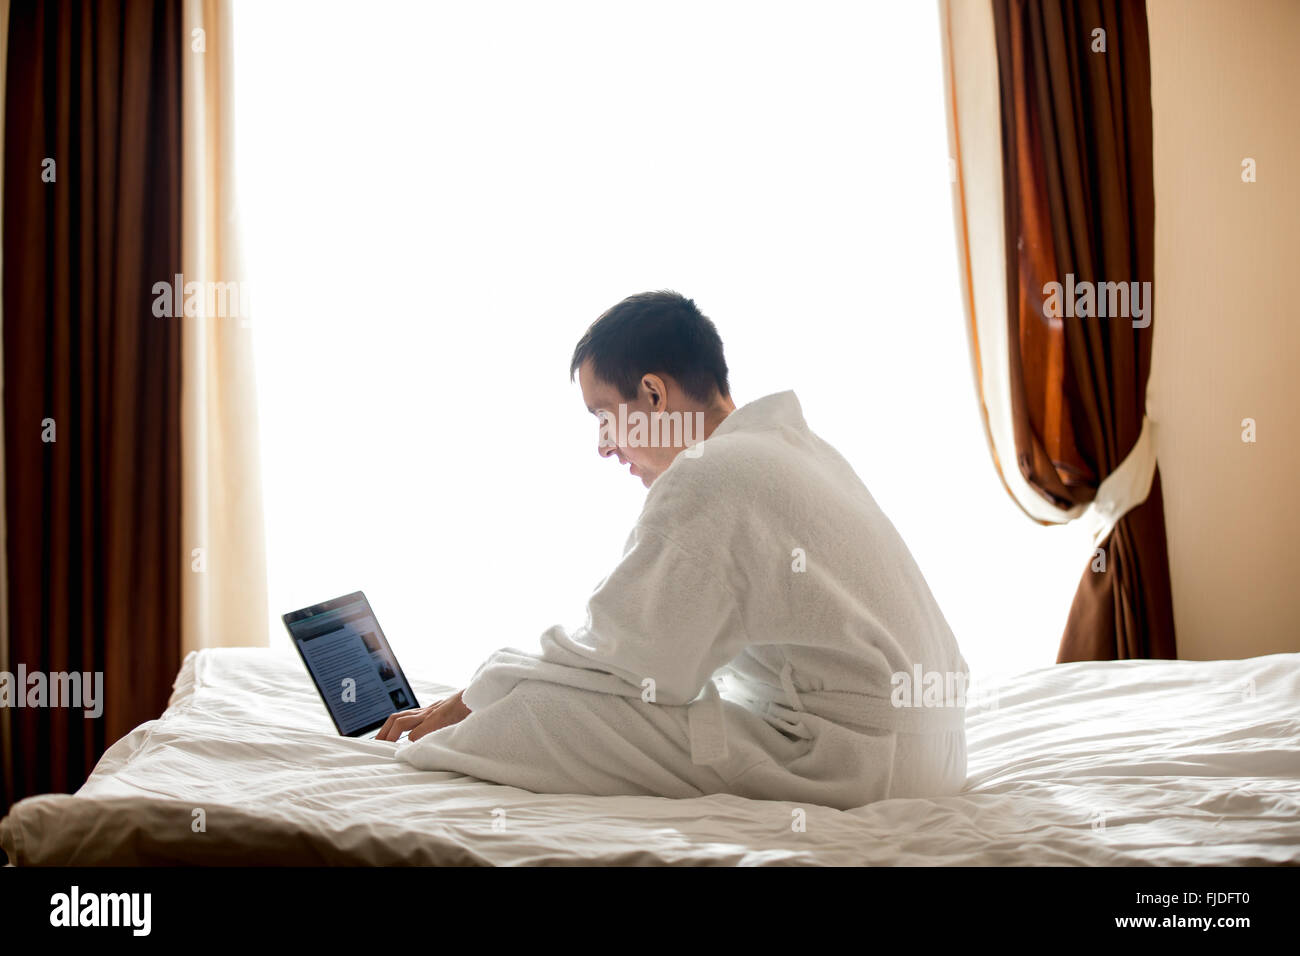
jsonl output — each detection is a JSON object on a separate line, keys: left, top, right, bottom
{"left": 376, "top": 710, "right": 409, "bottom": 742}
{"left": 407, "top": 694, "right": 474, "bottom": 742}
{"left": 406, "top": 721, "right": 436, "bottom": 742}
{"left": 386, "top": 714, "right": 428, "bottom": 741}
{"left": 407, "top": 704, "right": 456, "bottom": 742}
{"left": 375, "top": 708, "right": 427, "bottom": 741}
{"left": 375, "top": 695, "right": 466, "bottom": 742}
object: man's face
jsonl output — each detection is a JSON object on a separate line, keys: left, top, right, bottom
{"left": 577, "top": 359, "right": 679, "bottom": 487}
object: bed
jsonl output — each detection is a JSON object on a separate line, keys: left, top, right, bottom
{"left": 3, "top": 646, "right": 1298, "bottom": 865}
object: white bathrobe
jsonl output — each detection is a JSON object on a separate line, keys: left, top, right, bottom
{"left": 396, "top": 391, "right": 969, "bottom": 810}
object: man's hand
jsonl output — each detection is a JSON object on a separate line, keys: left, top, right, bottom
{"left": 375, "top": 690, "right": 471, "bottom": 742}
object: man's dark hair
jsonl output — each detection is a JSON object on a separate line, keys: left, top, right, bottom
{"left": 569, "top": 290, "right": 730, "bottom": 403}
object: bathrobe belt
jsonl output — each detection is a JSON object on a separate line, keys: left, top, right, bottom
{"left": 687, "top": 660, "right": 966, "bottom": 767}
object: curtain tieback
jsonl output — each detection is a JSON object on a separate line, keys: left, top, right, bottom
{"left": 1085, "top": 414, "right": 1157, "bottom": 548}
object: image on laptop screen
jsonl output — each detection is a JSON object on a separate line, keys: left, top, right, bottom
{"left": 282, "top": 591, "right": 420, "bottom": 737}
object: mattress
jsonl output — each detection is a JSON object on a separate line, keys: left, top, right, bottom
{"left": 3, "top": 646, "right": 1298, "bottom": 865}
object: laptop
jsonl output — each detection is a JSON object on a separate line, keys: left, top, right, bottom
{"left": 282, "top": 590, "right": 421, "bottom": 739}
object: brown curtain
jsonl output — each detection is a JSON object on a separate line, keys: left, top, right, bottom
{"left": 2, "top": 0, "right": 183, "bottom": 815}
{"left": 991, "top": 0, "right": 1175, "bottom": 661}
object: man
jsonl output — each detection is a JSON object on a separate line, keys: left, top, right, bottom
{"left": 382, "top": 290, "right": 969, "bottom": 810}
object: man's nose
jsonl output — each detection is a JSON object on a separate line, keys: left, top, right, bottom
{"left": 598, "top": 440, "right": 621, "bottom": 461}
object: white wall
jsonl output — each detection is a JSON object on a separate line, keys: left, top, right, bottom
{"left": 1147, "top": 0, "right": 1300, "bottom": 658}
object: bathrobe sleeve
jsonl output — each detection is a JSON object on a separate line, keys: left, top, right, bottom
{"left": 461, "top": 522, "right": 752, "bottom": 712}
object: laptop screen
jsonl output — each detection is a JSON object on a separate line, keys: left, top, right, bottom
{"left": 283, "top": 591, "right": 420, "bottom": 736}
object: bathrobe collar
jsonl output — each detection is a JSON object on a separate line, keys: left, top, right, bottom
{"left": 709, "top": 390, "right": 806, "bottom": 439}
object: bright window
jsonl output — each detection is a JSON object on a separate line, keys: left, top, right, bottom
{"left": 234, "top": 0, "right": 1095, "bottom": 685}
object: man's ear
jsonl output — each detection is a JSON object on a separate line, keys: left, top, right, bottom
{"left": 641, "top": 373, "right": 666, "bottom": 410}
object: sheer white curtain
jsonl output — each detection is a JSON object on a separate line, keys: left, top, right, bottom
{"left": 232, "top": 0, "right": 1094, "bottom": 686}
{"left": 183, "top": 0, "right": 269, "bottom": 655}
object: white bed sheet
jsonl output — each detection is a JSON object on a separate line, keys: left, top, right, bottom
{"left": 4, "top": 646, "right": 1299, "bottom": 865}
